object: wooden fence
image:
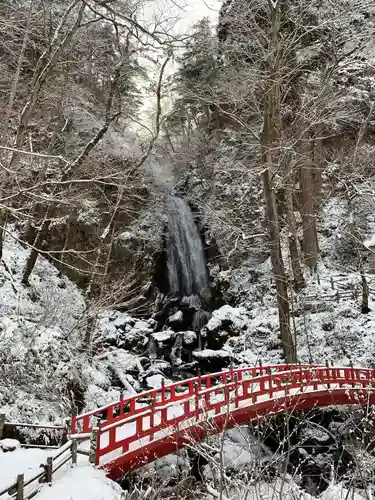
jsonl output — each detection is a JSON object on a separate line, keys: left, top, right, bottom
{"left": 299, "top": 272, "right": 375, "bottom": 306}
{"left": 0, "top": 415, "right": 90, "bottom": 499}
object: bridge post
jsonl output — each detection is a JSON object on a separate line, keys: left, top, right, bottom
{"left": 194, "top": 382, "right": 200, "bottom": 422}
{"left": 16, "top": 474, "right": 24, "bottom": 500}
{"left": 149, "top": 397, "right": 154, "bottom": 441}
{"left": 349, "top": 360, "right": 355, "bottom": 388}
{"left": 45, "top": 457, "right": 53, "bottom": 484}
{"left": 71, "top": 406, "right": 78, "bottom": 435}
{"left": 161, "top": 379, "right": 165, "bottom": 404}
{"left": 71, "top": 439, "right": 78, "bottom": 466}
{"left": 0, "top": 413, "right": 5, "bottom": 439}
{"left": 89, "top": 427, "right": 99, "bottom": 464}
{"left": 259, "top": 359, "right": 263, "bottom": 376}
{"left": 233, "top": 372, "right": 239, "bottom": 408}
{"left": 268, "top": 367, "right": 273, "bottom": 397}
{"left": 325, "top": 361, "right": 331, "bottom": 389}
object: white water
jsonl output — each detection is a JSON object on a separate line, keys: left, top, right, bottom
{"left": 166, "top": 196, "right": 208, "bottom": 297}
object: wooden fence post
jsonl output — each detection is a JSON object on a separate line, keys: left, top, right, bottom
{"left": 71, "top": 439, "right": 78, "bottom": 466}
{"left": 45, "top": 457, "right": 53, "bottom": 484}
{"left": 89, "top": 427, "right": 99, "bottom": 464}
{"left": 0, "top": 413, "right": 5, "bottom": 439}
{"left": 16, "top": 474, "right": 24, "bottom": 500}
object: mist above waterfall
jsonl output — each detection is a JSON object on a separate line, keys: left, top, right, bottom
{"left": 166, "top": 196, "right": 208, "bottom": 297}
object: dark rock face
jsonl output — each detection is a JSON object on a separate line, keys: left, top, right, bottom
{"left": 192, "top": 349, "right": 231, "bottom": 372}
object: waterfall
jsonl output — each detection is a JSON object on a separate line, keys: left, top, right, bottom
{"left": 166, "top": 196, "right": 208, "bottom": 297}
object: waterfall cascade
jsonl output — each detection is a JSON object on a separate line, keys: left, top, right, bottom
{"left": 165, "top": 196, "right": 208, "bottom": 297}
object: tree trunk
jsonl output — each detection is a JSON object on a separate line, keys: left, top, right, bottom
{"left": 260, "top": 0, "right": 296, "bottom": 363}
{"left": 300, "top": 131, "right": 318, "bottom": 271}
{"left": 22, "top": 219, "right": 49, "bottom": 285}
{"left": 0, "top": 210, "right": 7, "bottom": 261}
{"left": 262, "top": 163, "right": 296, "bottom": 362}
{"left": 285, "top": 181, "right": 305, "bottom": 292}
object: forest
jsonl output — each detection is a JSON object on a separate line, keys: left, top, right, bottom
{"left": 1, "top": 0, "right": 375, "bottom": 499}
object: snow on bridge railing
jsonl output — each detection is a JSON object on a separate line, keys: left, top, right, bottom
{"left": 92, "top": 364, "right": 375, "bottom": 471}
{"left": 71, "top": 364, "right": 323, "bottom": 435}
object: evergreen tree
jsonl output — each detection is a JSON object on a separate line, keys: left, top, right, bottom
{"left": 166, "top": 18, "right": 219, "bottom": 135}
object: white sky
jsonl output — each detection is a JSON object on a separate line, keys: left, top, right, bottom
{"left": 142, "top": 0, "right": 221, "bottom": 32}
{"left": 136, "top": 0, "right": 221, "bottom": 131}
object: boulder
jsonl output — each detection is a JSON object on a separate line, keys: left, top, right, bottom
{"left": 0, "top": 439, "right": 20, "bottom": 452}
{"left": 192, "top": 349, "right": 231, "bottom": 372}
{"left": 167, "top": 311, "right": 184, "bottom": 331}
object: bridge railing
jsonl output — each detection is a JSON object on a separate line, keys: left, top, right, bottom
{"left": 71, "top": 364, "right": 321, "bottom": 435}
{"left": 94, "top": 365, "right": 375, "bottom": 467}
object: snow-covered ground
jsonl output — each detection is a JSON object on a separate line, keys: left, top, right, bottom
{"left": 36, "top": 465, "right": 122, "bottom": 500}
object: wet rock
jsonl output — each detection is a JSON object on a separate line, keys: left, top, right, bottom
{"left": 192, "top": 310, "right": 211, "bottom": 331}
{"left": 200, "top": 286, "right": 212, "bottom": 305}
{"left": 300, "top": 423, "right": 333, "bottom": 446}
{"left": 192, "top": 349, "right": 231, "bottom": 372}
{"left": 151, "top": 329, "right": 176, "bottom": 344}
{"left": 168, "top": 311, "right": 184, "bottom": 330}
{"left": 182, "top": 331, "right": 197, "bottom": 346}
{"left": 120, "top": 328, "right": 149, "bottom": 354}
{"left": 111, "top": 313, "right": 136, "bottom": 331}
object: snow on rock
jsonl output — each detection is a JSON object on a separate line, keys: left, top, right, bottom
{"left": 36, "top": 465, "right": 123, "bottom": 500}
{"left": 138, "top": 452, "right": 189, "bottom": 481}
{"left": 301, "top": 424, "right": 331, "bottom": 444}
{"left": 320, "top": 483, "right": 366, "bottom": 500}
{"left": 146, "top": 374, "right": 168, "bottom": 389}
{"left": 0, "top": 439, "right": 20, "bottom": 452}
{"left": 363, "top": 234, "right": 375, "bottom": 248}
{"left": 204, "top": 426, "right": 273, "bottom": 480}
{"left": 205, "top": 305, "right": 250, "bottom": 333}
{"left": 152, "top": 329, "right": 176, "bottom": 343}
{"left": 168, "top": 310, "right": 183, "bottom": 324}
{"left": 183, "top": 330, "right": 196, "bottom": 345}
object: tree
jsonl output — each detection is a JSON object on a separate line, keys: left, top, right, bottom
{"left": 166, "top": 0, "right": 375, "bottom": 361}
{"left": 165, "top": 18, "right": 219, "bottom": 138}
{"left": 0, "top": 0, "right": 179, "bottom": 318}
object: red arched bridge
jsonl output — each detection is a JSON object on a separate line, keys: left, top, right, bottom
{"left": 71, "top": 364, "right": 375, "bottom": 480}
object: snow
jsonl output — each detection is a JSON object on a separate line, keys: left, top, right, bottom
{"left": 363, "top": 234, "right": 375, "bottom": 248}
{"left": 36, "top": 465, "right": 123, "bottom": 500}
{"left": 0, "top": 446, "right": 53, "bottom": 492}
{"left": 0, "top": 228, "right": 86, "bottom": 425}
{"left": 0, "top": 439, "right": 20, "bottom": 451}
{"left": 145, "top": 374, "right": 167, "bottom": 388}
{"left": 192, "top": 349, "right": 230, "bottom": 359}
{"left": 320, "top": 483, "right": 366, "bottom": 500}
{"left": 206, "top": 305, "right": 249, "bottom": 331}
{"left": 139, "top": 453, "right": 189, "bottom": 480}
{"left": 152, "top": 329, "right": 175, "bottom": 342}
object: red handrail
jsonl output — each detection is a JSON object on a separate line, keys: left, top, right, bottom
{"left": 71, "top": 364, "right": 375, "bottom": 478}
{"left": 71, "top": 363, "right": 323, "bottom": 434}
